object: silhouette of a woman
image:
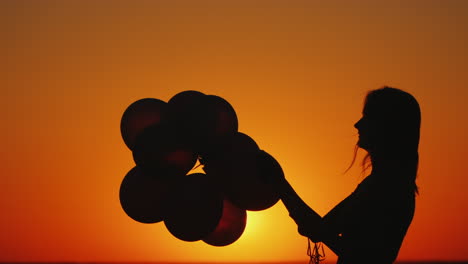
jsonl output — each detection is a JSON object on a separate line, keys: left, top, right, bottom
{"left": 269, "top": 87, "right": 421, "bottom": 264}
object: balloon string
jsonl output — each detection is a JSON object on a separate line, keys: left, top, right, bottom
{"left": 307, "top": 238, "right": 325, "bottom": 264}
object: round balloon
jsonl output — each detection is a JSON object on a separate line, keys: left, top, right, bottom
{"left": 132, "top": 123, "right": 197, "bottom": 177}
{"left": 168, "top": 93, "right": 238, "bottom": 152}
{"left": 203, "top": 199, "right": 247, "bottom": 247}
{"left": 164, "top": 173, "right": 224, "bottom": 242}
{"left": 194, "top": 95, "right": 238, "bottom": 148}
{"left": 168, "top": 90, "right": 206, "bottom": 112}
{"left": 121, "top": 98, "right": 167, "bottom": 150}
{"left": 220, "top": 150, "right": 282, "bottom": 211}
{"left": 256, "top": 149, "right": 285, "bottom": 185}
{"left": 201, "top": 95, "right": 238, "bottom": 136}
{"left": 119, "top": 166, "right": 174, "bottom": 224}
{"left": 167, "top": 90, "right": 206, "bottom": 139}
{"left": 201, "top": 131, "right": 259, "bottom": 166}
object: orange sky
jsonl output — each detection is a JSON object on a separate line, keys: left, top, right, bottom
{"left": 2, "top": 0, "right": 468, "bottom": 262}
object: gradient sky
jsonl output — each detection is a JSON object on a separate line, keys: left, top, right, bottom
{"left": 2, "top": 0, "right": 468, "bottom": 262}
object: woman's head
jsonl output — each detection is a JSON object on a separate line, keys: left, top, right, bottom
{"left": 355, "top": 87, "right": 421, "bottom": 157}
{"left": 353, "top": 87, "right": 421, "bottom": 193}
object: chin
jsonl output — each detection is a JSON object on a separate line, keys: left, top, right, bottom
{"left": 357, "top": 141, "right": 369, "bottom": 151}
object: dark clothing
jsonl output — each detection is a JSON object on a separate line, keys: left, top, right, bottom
{"left": 323, "top": 174, "right": 415, "bottom": 264}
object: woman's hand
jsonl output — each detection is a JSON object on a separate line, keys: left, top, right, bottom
{"left": 297, "top": 221, "right": 323, "bottom": 243}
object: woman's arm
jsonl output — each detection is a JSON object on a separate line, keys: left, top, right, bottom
{"left": 274, "top": 177, "right": 321, "bottom": 227}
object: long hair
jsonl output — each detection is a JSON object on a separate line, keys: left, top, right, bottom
{"left": 349, "top": 87, "right": 421, "bottom": 194}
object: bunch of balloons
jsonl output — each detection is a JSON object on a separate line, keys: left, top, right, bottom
{"left": 119, "top": 90, "right": 284, "bottom": 247}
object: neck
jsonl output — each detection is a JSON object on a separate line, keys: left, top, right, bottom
{"left": 369, "top": 151, "right": 416, "bottom": 176}
{"left": 367, "top": 150, "right": 419, "bottom": 194}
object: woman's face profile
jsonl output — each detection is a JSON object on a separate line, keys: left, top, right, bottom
{"left": 354, "top": 100, "right": 392, "bottom": 153}
{"left": 354, "top": 116, "right": 369, "bottom": 150}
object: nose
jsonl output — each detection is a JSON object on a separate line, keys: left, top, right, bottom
{"left": 354, "top": 118, "right": 363, "bottom": 129}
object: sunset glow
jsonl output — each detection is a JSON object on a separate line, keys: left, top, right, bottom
{"left": 2, "top": 1, "right": 468, "bottom": 263}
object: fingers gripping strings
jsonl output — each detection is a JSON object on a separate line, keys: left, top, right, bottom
{"left": 307, "top": 238, "right": 325, "bottom": 264}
